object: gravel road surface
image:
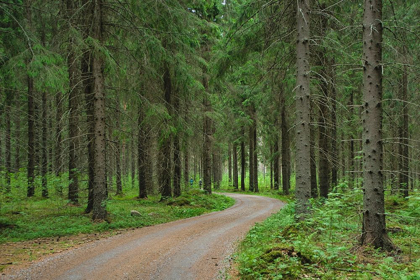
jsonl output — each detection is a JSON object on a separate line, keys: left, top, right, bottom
{"left": 1, "top": 193, "right": 284, "bottom": 280}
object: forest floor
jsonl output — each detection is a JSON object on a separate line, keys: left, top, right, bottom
{"left": 1, "top": 193, "right": 284, "bottom": 279}
{"left": 0, "top": 188, "right": 234, "bottom": 273}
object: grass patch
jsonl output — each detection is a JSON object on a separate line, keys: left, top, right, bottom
{"left": 0, "top": 186, "right": 234, "bottom": 244}
{"left": 235, "top": 187, "right": 420, "bottom": 279}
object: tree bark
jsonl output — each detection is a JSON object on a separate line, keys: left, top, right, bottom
{"left": 41, "top": 92, "right": 48, "bottom": 198}
{"left": 233, "top": 143, "right": 239, "bottom": 189}
{"left": 14, "top": 99, "right": 21, "bottom": 172}
{"left": 273, "top": 139, "right": 280, "bottom": 190}
{"left": 330, "top": 60, "right": 338, "bottom": 188}
{"left": 318, "top": 65, "right": 330, "bottom": 198}
{"left": 91, "top": 0, "right": 107, "bottom": 221}
{"left": 160, "top": 62, "right": 172, "bottom": 198}
{"left": 295, "top": 0, "right": 312, "bottom": 217}
{"left": 248, "top": 124, "right": 254, "bottom": 192}
{"left": 5, "top": 92, "right": 12, "bottom": 191}
{"left": 138, "top": 104, "right": 147, "bottom": 199}
{"left": 228, "top": 143, "right": 232, "bottom": 186}
{"left": 202, "top": 72, "right": 212, "bottom": 195}
{"left": 281, "top": 91, "right": 290, "bottom": 195}
{"left": 253, "top": 118, "right": 259, "bottom": 192}
{"left": 173, "top": 88, "right": 181, "bottom": 197}
{"left": 361, "top": 0, "right": 394, "bottom": 250}
{"left": 26, "top": 0, "right": 35, "bottom": 198}
{"left": 67, "top": 0, "right": 80, "bottom": 203}
{"left": 55, "top": 93, "right": 63, "bottom": 177}
{"left": 240, "top": 129, "right": 246, "bottom": 191}
{"left": 398, "top": 64, "right": 409, "bottom": 197}
{"left": 82, "top": 0, "right": 95, "bottom": 213}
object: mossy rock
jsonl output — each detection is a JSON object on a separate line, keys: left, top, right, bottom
{"left": 281, "top": 225, "right": 300, "bottom": 238}
{"left": 261, "top": 246, "right": 312, "bottom": 264}
{"left": 166, "top": 197, "right": 191, "bottom": 206}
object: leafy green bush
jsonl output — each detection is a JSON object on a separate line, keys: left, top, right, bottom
{"left": 236, "top": 190, "right": 420, "bottom": 279}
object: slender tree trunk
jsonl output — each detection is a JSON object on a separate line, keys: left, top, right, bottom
{"left": 228, "top": 143, "right": 232, "bottom": 186}
{"left": 273, "top": 139, "right": 280, "bottom": 190}
{"left": 131, "top": 136, "right": 136, "bottom": 189}
{"left": 27, "top": 77, "right": 35, "bottom": 197}
{"left": 160, "top": 62, "right": 172, "bottom": 198}
{"left": 55, "top": 93, "right": 63, "bottom": 177}
{"left": 14, "top": 99, "right": 21, "bottom": 172}
{"left": 330, "top": 60, "right": 338, "bottom": 187}
{"left": 115, "top": 139, "right": 123, "bottom": 196}
{"left": 318, "top": 71, "right": 330, "bottom": 198}
{"left": 91, "top": 0, "right": 107, "bottom": 220}
{"left": 41, "top": 92, "right": 48, "bottom": 198}
{"left": 173, "top": 134, "right": 182, "bottom": 196}
{"left": 361, "top": 0, "right": 394, "bottom": 250}
{"left": 240, "top": 129, "right": 246, "bottom": 191}
{"left": 253, "top": 119, "right": 259, "bottom": 192}
{"left": 248, "top": 125, "right": 254, "bottom": 192}
{"left": 310, "top": 107, "right": 318, "bottom": 198}
{"left": 202, "top": 71, "right": 212, "bottom": 195}
{"left": 280, "top": 88, "right": 290, "bottom": 195}
{"left": 5, "top": 93, "right": 12, "bottom": 191}
{"left": 67, "top": 0, "right": 80, "bottom": 203}
{"left": 233, "top": 143, "right": 238, "bottom": 189}
{"left": 138, "top": 104, "right": 147, "bottom": 199}
{"left": 82, "top": 0, "right": 95, "bottom": 213}
{"left": 348, "top": 90, "right": 355, "bottom": 189}
{"left": 184, "top": 144, "right": 189, "bottom": 191}
{"left": 295, "top": 0, "right": 312, "bottom": 217}
{"left": 173, "top": 89, "right": 181, "bottom": 197}
{"left": 26, "top": 0, "right": 35, "bottom": 197}
{"left": 399, "top": 64, "right": 409, "bottom": 197}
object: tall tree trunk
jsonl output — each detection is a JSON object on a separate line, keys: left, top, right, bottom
{"left": 14, "top": 99, "right": 21, "bottom": 172}
{"left": 26, "top": 0, "right": 35, "bottom": 197}
{"left": 399, "top": 64, "right": 409, "bottom": 197}
{"left": 184, "top": 144, "right": 189, "bottom": 190}
{"left": 27, "top": 77, "right": 35, "bottom": 197}
{"left": 310, "top": 106, "right": 318, "bottom": 198}
{"left": 41, "top": 92, "right": 48, "bottom": 198}
{"left": 248, "top": 124, "right": 254, "bottom": 192}
{"left": 295, "top": 0, "right": 312, "bottom": 217}
{"left": 115, "top": 138, "right": 123, "bottom": 196}
{"left": 160, "top": 62, "right": 172, "bottom": 198}
{"left": 281, "top": 92, "right": 290, "bottom": 195}
{"left": 240, "top": 129, "right": 246, "bottom": 191}
{"left": 253, "top": 118, "right": 259, "bottom": 192}
{"left": 318, "top": 69, "right": 330, "bottom": 198}
{"left": 361, "top": 0, "right": 394, "bottom": 250}
{"left": 138, "top": 104, "right": 147, "bottom": 199}
{"left": 173, "top": 134, "right": 182, "bottom": 196}
{"left": 233, "top": 143, "right": 238, "bottom": 189}
{"left": 5, "top": 92, "right": 12, "bottom": 191}
{"left": 173, "top": 89, "right": 181, "bottom": 197}
{"left": 202, "top": 72, "right": 212, "bottom": 195}
{"left": 228, "top": 143, "right": 232, "bottom": 186}
{"left": 67, "top": 0, "right": 80, "bottom": 203}
{"left": 91, "top": 0, "right": 107, "bottom": 221}
{"left": 131, "top": 136, "right": 136, "bottom": 189}
{"left": 82, "top": 0, "right": 95, "bottom": 213}
{"left": 273, "top": 139, "right": 280, "bottom": 190}
{"left": 55, "top": 93, "right": 63, "bottom": 177}
{"left": 330, "top": 61, "right": 338, "bottom": 187}
{"left": 48, "top": 99, "right": 54, "bottom": 173}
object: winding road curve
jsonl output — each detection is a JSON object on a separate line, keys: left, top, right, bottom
{"left": 2, "top": 193, "right": 284, "bottom": 280}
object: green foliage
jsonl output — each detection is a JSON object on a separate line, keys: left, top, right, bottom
{"left": 236, "top": 190, "right": 420, "bottom": 279}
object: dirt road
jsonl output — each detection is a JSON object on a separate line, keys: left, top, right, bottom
{"left": 2, "top": 193, "right": 284, "bottom": 280}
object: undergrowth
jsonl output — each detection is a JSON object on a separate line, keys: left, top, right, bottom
{"left": 236, "top": 187, "right": 420, "bottom": 279}
{"left": 0, "top": 176, "right": 234, "bottom": 243}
